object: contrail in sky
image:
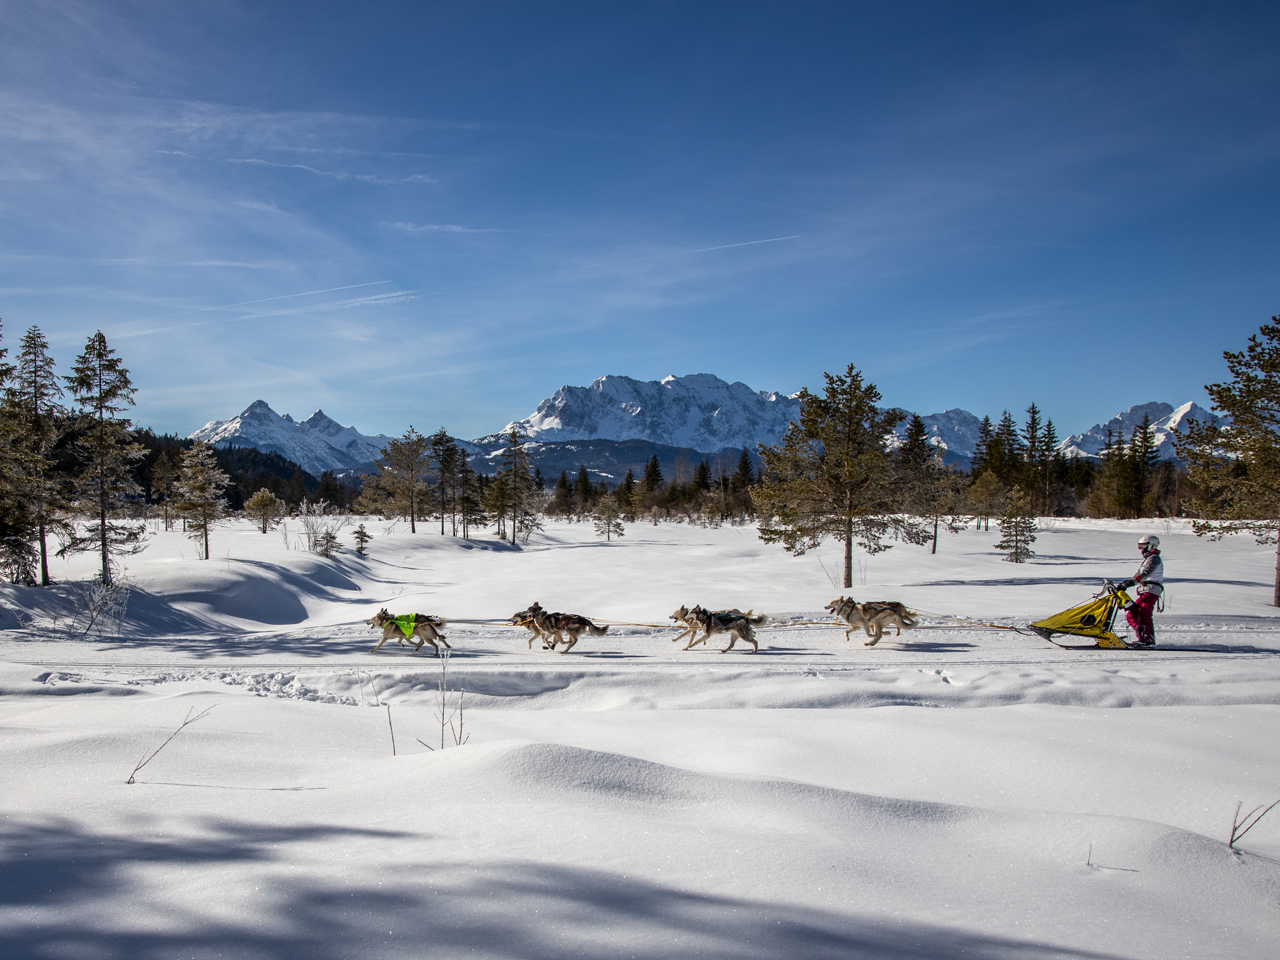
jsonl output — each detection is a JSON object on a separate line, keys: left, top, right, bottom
{"left": 125, "top": 280, "right": 394, "bottom": 326}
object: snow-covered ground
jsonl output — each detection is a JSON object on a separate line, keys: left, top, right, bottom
{"left": 2, "top": 517, "right": 1279, "bottom": 959}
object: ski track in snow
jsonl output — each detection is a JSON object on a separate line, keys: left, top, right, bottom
{"left": 2, "top": 518, "right": 1279, "bottom": 959}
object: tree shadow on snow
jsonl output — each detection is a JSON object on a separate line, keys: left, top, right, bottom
{"left": 0, "top": 816, "right": 1130, "bottom": 960}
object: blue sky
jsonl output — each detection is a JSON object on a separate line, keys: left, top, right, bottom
{"left": 2, "top": 1, "right": 1278, "bottom": 440}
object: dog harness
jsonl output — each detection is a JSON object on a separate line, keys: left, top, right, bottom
{"left": 388, "top": 614, "right": 419, "bottom": 639}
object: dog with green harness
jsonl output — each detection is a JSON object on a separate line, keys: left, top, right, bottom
{"left": 367, "top": 608, "right": 450, "bottom": 655}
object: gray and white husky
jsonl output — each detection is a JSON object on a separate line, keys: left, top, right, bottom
{"left": 669, "top": 604, "right": 766, "bottom": 653}
{"left": 825, "top": 596, "right": 917, "bottom": 646}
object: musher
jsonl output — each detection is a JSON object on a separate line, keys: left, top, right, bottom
{"left": 1117, "top": 534, "right": 1163, "bottom": 647}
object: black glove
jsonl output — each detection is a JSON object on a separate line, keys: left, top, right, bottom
{"left": 1118, "top": 579, "right": 1135, "bottom": 590}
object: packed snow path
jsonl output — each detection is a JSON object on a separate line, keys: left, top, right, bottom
{"left": 2, "top": 519, "right": 1278, "bottom": 958}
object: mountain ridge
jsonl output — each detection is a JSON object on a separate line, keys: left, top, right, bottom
{"left": 187, "top": 375, "right": 1218, "bottom": 478}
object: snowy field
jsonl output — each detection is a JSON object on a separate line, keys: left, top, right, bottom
{"left": 2, "top": 517, "right": 1279, "bottom": 959}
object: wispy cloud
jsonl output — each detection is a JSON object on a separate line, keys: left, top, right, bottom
{"left": 382, "top": 221, "right": 507, "bottom": 234}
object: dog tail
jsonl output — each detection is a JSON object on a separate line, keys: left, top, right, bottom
{"left": 745, "top": 613, "right": 768, "bottom": 627}
{"left": 587, "top": 621, "right": 609, "bottom": 636}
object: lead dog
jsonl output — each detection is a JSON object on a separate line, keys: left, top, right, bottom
{"left": 670, "top": 604, "right": 766, "bottom": 653}
{"left": 367, "top": 608, "right": 451, "bottom": 655}
{"left": 825, "top": 596, "right": 917, "bottom": 646}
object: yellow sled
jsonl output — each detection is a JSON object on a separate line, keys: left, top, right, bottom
{"left": 1028, "top": 582, "right": 1133, "bottom": 648}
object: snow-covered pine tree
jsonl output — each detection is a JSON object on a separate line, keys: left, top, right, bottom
{"left": 995, "top": 485, "right": 1037, "bottom": 563}
{"left": 245, "top": 487, "right": 284, "bottom": 534}
{"left": 63, "top": 331, "right": 146, "bottom": 584}
{"left": 175, "top": 441, "right": 230, "bottom": 560}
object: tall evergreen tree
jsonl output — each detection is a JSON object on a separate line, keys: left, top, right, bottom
{"left": 8, "top": 326, "right": 68, "bottom": 585}
{"left": 0, "top": 321, "right": 39, "bottom": 584}
{"left": 150, "top": 451, "right": 179, "bottom": 531}
{"left": 1177, "top": 318, "right": 1280, "bottom": 605}
{"left": 499, "top": 429, "right": 540, "bottom": 544}
{"left": 429, "top": 427, "right": 458, "bottom": 535}
{"left": 970, "top": 415, "right": 996, "bottom": 476}
{"left": 63, "top": 331, "right": 146, "bottom": 584}
{"left": 175, "top": 441, "right": 230, "bottom": 559}
{"left": 754, "top": 363, "right": 929, "bottom": 588}
{"left": 376, "top": 426, "right": 430, "bottom": 532}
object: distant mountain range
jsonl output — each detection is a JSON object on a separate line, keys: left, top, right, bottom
{"left": 188, "top": 374, "right": 1220, "bottom": 481}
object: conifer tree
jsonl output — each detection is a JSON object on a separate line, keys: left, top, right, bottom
{"left": 498, "top": 429, "right": 540, "bottom": 544}
{"left": 965, "top": 471, "right": 1006, "bottom": 532}
{"left": 455, "top": 451, "right": 486, "bottom": 539}
{"left": 592, "top": 496, "right": 625, "bottom": 541}
{"left": 574, "top": 464, "right": 592, "bottom": 513}
{"left": 970, "top": 416, "right": 996, "bottom": 476}
{"left": 616, "top": 468, "right": 637, "bottom": 519}
{"left": 755, "top": 363, "right": 929, "bottom": 587}
{"left": 63, "top": 331, "right": 146, "bottom": 584}
{"left": 995, "top": 485, "right": 1037, "bottom": 563}
{"left": 245, "top": 487, "right": 284, "bottom": 534}
{"left": 150, "top": 451, "right": 179, "bottom": 531}
{"left": 175, "top": 441, "right": 230, "bottom": 559}
{"left": 0, "top": 321, "right": 39, "bottom": 584}
{"left": 375, "top": 426, "right": 430, "bottom": 532}
{"left": 8, "top": 325, "right": 69, "bottom": 585}
{"left": 351, "top": 523, "right": 373, "bottom": 556}
{"left": 429, "top": 427, "right": 458, "bottom": 535}
{"left": 1177, "top": 318, "right": 1280, "bottom": 605}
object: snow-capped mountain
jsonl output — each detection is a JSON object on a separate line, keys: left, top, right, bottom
{"left": 190, "top": 400, "right": 391, "bottom": 476}
{"left": 482, "top": 373, "right": 802, "bottom": 454}
{"left": 1058, "top": 401, "right": 1220, "bottom": 461}
{"left": 886, "top": 408, "right": 985, "bottom": 465}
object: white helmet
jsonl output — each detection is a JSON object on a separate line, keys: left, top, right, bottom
{"left": 1138, "top": 534, "right": 1160, "bottom": 551}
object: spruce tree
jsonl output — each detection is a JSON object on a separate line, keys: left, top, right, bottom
{"left": 63, "top": 331, "right": 146, "bottom": 584}
{"left": 755, "top": 363, "right": 929, "bottom": 588}
{"left": 175, "top": 441, "right": 230, "bottom": 559}
{"left": 995, "top": 485, "right": 1037, "bottom": 563}
{"left": 351, "top": 523, "right": 372, "bottom": 556}
{"left": 970, "top": 415, "right": 995, "bottom": 476}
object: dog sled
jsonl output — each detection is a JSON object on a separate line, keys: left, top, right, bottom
{"left": 1027, "top": 581, "right": 1140, "bottom": 648}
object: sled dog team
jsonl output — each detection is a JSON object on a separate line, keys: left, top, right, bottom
{"left": 366, "top": 595, "right": 917, "bottom": 655}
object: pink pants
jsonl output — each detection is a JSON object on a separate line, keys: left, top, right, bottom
{"left": 1126, "top": 591, "right": 1159, "bottom": 644}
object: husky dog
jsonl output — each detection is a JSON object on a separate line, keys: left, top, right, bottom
{"left": 672, "top": 604, "right": 766, "bottom": 653}
{"left": 825, "top": 596, "right": 917, "bottom": 646}
{"left": 367, "top": 608, "right": 451, "bottom": 656}
{"left": 510, "top": 602, "right": 555, "bottom": 649}
{"left": 529, "top": 606, "right": 609, "bottom": 654}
